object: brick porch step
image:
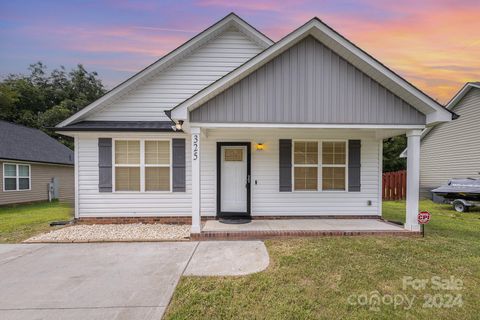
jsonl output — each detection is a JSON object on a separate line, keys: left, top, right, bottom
{"left": 191, "top": 229, "right": 420, "bottom": 240}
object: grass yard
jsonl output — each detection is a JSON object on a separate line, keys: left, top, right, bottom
{"left": 0, "top": 201, "right": 73, "bottom": 243}
{"left": 165, "top": 200, "right": 480, "bottom": 319}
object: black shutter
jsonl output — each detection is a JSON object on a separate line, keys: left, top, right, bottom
{"left": 348, "top": 140, "right": 361, "bottom": 192}
{"left": 172, "top": 138, "right": 186, "bottom": 192}
{"left": 98, "top": 138, "right": 112, "bottom": 192}
{"left": 279, "top": 139, "right": 292, "bottom": 192}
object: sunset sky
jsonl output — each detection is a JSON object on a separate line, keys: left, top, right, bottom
{"left": 1, "top": 0, "right": 479, "bottom": 103}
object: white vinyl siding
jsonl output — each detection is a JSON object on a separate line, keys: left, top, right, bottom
{"left": 420, "top": 88, "right": 480, "bottom": 197}
{"left": 77, "top": 133, "right": 191, "bottom": 217}
{"left": 76, "top": 129, "right": 381, "bottom": 218}
{"left": 86, "top": 28, "right": 264, "bottom": 122}
{"left": 199, "top": 129, "right": 381, "bottom": 216}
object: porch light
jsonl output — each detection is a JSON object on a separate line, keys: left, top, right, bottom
{"left": 256, "top": 143, "right": 264, "bottom": 151}
{"left": 175, "top": 120, "right": 184, "bottom": 131}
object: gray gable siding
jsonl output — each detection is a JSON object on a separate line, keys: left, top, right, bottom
{"left": 420, "top": 88, "right": 480, "bottom": 198}
{"left": 191, "top": 36, "right": 426, "bottom": 125}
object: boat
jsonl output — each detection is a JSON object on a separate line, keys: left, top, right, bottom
{"left": 431, "top": 178, "right": 480, "bottom": 212}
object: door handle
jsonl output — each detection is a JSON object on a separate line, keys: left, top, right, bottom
{"left": 246, "top": 175, "right": 251, "bottom": 187}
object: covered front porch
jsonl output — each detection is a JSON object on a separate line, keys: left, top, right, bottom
{"left": 188, "top": 125, "right": 424, "bottom": 238}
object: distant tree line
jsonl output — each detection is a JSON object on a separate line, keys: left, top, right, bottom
{"left": 0, "top": 62, "right": 106, "bottom": 148}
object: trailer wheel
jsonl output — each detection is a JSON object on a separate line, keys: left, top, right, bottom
{"left": 452, "top": 200, "right": 469, "bottom": 213}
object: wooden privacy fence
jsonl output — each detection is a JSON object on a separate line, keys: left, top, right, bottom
{"left": 382, "top": 170, "right": 406, "bottom": 200}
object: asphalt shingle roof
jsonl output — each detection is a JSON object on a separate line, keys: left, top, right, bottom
{"left": 0, "top": 121, "right": 73, "bottom": 165}
{"left": 56, "top": 121, "right": 176, "bottom": 132}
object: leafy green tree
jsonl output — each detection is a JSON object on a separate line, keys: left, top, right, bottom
{"left": 383, "top": 135, "right": 407, "bottom": 172}
{"left": 0, "top": 62, "right": 106, "bottom": 148}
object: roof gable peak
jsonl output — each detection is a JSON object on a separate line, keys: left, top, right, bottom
{"left": 57, "top": 13, "right": 273, "bottom": 127}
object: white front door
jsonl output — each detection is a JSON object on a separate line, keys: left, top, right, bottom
{"left": 221, "top": 146, "right": 248, "bottom": 213}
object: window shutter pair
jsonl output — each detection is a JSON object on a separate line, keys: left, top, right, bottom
{"left": 278, "top": 139, "right": 361, "bottom": 192}
{"left": 97, "top": 138, "right": 186, "bottom": 192}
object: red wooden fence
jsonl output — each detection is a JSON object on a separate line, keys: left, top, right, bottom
{"left": 382, "top": 170, "right": 406, "bottom": 200}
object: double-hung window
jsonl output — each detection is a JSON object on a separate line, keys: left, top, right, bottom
{"left": 3, "top": 163, "right": 30, "bottom": 191}
{"left": 321, "top": 141, "right": 347, "bottom": 191}
{"left": 293, "top": 141, "right": 318, "bottom": 191}
{"left": 145, "top": 141, "right": 170, "bottom": 191}
{"left": 114, "top": 140, "right": 171, "bottom": 192}
{"left": 293, "top": 140, "right": 347, "bottom": 191}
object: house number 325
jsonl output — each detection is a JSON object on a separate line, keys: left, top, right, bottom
{"left": 193, "top": 134, "right": 199, "bottom": 161}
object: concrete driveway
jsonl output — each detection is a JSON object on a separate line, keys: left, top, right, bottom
{"left": 0, "top": 241, "right": 269, "bottom": 320}
{"left": 0, "top": 243, "right": 197, "bottom": 320}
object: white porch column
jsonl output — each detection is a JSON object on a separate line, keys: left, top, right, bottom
{"left": 191, "top": 127, "right": 201, "bottom": 234}
{"left": 405, "top": 129, "right": 422, "bottom": 231}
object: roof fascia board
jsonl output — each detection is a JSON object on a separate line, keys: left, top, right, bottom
{"left": 190, "top": 122, "right": 425, "bottom": 129}
{"left": 57, "top": 13, "right": 272, "bottom": 128}
{"left": 445, "top": 83, "right": 480, "bottom": 110}
{"left": 171, "top": 19, "right": 452, "bottom": 124}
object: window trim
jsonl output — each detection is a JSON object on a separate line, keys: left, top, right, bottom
{"left": 112, "top": 138, "right": 172, "bottom": 193}
{"left": 292, "top": 139, "right": 349, "bottom": 192}
{"left": 3, "top": 163, "right": 31, "bottom": 192}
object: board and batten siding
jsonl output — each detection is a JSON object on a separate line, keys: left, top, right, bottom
{"left": 0, "top": 161, "right": 74, "bottom": 205}
{"left": 420, "top": 88, "right": 480, "bottom": 197}
{"left": 76, "top": 133, "right": 192, "bottom": 217}
{"left": 76, "top": 129, "right": 381, "bottom": 217}
{"left": 199, "top": 129, "right": 381, "bottom": 216}
{"left": 191, "top": 36, "right": 426, "bottom": 125}
{"left": 85, "top": 28, "right": 265, "bottom": 122}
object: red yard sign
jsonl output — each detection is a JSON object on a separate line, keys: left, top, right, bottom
{"left": 418, "top": 211, "right": 431, "bottom": 224}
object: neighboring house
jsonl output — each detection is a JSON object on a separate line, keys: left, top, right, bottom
{"left": 402, "top": 82, "right": 480, "bottom": 198}
{"left": 0, "top": 121, "right": 74, "bottom": 205}
{"left": 56, "top": 13, "right": 454, "bottom": 233}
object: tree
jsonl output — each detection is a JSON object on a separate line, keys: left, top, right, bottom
{"left": 383, "top": 135, "right": 407, "bottom": 172}
{"left": 0, "top": 62, "right": 106, "bottom": 148}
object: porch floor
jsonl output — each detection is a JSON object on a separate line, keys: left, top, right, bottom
{"left": 193, "top": 219, "right": 416, "bottom": 240}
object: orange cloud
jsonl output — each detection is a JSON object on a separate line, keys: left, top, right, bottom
{"left": 320, "top": 7, "right": 480, "bottom": 103}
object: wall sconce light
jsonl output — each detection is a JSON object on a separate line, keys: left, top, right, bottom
{"left": 256, "top": 143, "right": 264, "bottom": 151}
{"left": 175, "top": 120, "right": 184, "bottom": 131}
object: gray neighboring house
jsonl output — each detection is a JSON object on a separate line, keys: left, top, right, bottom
{"left": 0, "top": 121, "right": 74, "bottom": 205}
{"left": 402, "top": 82, "right": 480, "bottom": 198}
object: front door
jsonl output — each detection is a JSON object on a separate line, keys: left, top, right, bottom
{"left": 217, "top": 142, "right": 251, "bottom": 218}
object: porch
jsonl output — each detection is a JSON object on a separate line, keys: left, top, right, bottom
{"left": 189, "top": 126, "right": 423, "bottom": 236}
{"left": 191, "top": 218, "right": 417, "bottom": 240}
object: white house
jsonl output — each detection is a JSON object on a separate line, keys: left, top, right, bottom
{"left": 57, "top": 13, "right": 454, "bottom": 235}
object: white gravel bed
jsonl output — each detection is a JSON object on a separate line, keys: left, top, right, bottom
{"left": 24, "top": 224, "right": 191, "bottom": 242}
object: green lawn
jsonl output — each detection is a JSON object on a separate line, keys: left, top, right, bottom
{"left": 165, "top": 200, "right": 480, "bottom": 319}
{"left": 0, "top": 201, "right": 73, "bottom": 243}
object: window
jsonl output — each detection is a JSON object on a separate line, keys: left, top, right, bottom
{"left": 293, "top": 141, "right": 318, "bottom": 191}
{"left": 114, "top": 140, "right": 171, "bottom": 192}
{"left": 322, "top": 141, "right": 346, "bottom": 191}
{"left": 292, "top": 140, "right": 347, "bottom": 191}
{"left": 3, "top": 163, "right": 30, "bottom": 191}
{"left": 115, "top": 140, "right": 140, "bottom": 191}
{"left": 145, "top": 141, "right": 170, "bottom": 191}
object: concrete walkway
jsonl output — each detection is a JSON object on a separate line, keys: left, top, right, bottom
{"left": 0, "top": 241, "right": 269, "bottom": 320}
{"left": 203, "top": 218, "right": 405, "bottom": 232}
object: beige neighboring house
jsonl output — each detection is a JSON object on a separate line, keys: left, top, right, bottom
{"left": 402, "top": 82, "right": 480, "bottom": 198}
{"left": 0, "top": 121, "right": 74, "bottom": 205}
